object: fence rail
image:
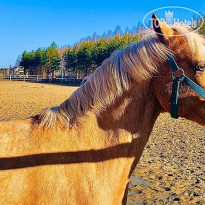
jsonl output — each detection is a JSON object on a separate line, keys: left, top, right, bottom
{"left": 1, "top": 74, "right": 87, "bottom": 84}
{"left": 3, "top": 75, "right": 44, "bottom": 82}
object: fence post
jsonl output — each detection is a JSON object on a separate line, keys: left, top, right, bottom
{"left": 23, "top": 75, "right": 25, "bottom": 82}
{"left": 9, "top": 75, "right": 11, "bottom": 81}
{"left": 36, "top": 75, "right": 39, "bottom": 82}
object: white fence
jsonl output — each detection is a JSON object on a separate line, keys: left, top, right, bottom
{"left": 3, "top": 75, "right": 44, "bottom": 82}
{"left": 2, "top": 74, "right": 87, "bottom": 84}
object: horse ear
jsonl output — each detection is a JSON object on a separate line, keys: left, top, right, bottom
{"left": 152, "top": 13, "right": 174, "bottom": 43}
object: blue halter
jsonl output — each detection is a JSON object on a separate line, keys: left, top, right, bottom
{"left": 166, "top": 54, "right": 205, "bottom": 119}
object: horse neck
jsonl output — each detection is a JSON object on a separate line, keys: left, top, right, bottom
{"left": 59, "top": 79, "right": 161, "bottom": 171}
{"left": 97, "top": 80, "right": 160, "bottom": 134}
{"left": 88, "top": 79, "right": 161, "bottom": 158}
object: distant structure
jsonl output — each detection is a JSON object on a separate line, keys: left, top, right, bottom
{"left": 9, "top": 66, "right": 24, "bottom": 75}
{"left": 0, "top": 68, "right": 10, "bottom": 76}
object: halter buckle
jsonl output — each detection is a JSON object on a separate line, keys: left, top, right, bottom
{"left": 172, "top": 68, "right": 185, "bottom": 81}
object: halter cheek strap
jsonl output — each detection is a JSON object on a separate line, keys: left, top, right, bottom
{"left": 166, "top": 54, "right": 205, "bottom": 119}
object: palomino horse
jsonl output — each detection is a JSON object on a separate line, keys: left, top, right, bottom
{"left": 0, "top": 14, "right": 205, "bottom": 204}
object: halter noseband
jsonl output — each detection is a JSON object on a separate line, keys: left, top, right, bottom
{"left": 166, "top": 54, "right": 205, "bottom": 119}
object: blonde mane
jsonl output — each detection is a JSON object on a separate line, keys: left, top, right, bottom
{"left": 33, "top": 28, "right": 203, "bottom": 129}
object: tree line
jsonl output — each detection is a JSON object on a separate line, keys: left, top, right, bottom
{"left": 20, "top": 42, "right": 61, "bottom": 76}
{"left": 64, "top": 33, "right": 140, "bottom": 75}
{"left": 19, "top": 24, "right": 143, "bottom": 76}
{"left": 20, "top": 31, "right": 141, "bottom": 76}
{"left": 19, "top": 20, "right": 205, "bottom": 76}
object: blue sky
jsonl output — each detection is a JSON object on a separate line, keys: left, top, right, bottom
{"left": 0, "top": 0, "right": 205, "bottom": 68}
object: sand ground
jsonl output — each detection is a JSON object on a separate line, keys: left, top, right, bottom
{"left": 0, "top": 80, "right": 204, "bottom": 205}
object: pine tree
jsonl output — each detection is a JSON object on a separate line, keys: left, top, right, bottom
{"left": 64, "top": 47, "right": 77, "bottom": 73}
{"left": 92, "top": 37, "right": 109, "bottom": 68}
{"left": 46, "top": 42, "right": 61, "bottom": 77}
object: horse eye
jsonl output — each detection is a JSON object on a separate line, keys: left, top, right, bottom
{"left": 195, "top": 63, "right": 205, "bottom": 72}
